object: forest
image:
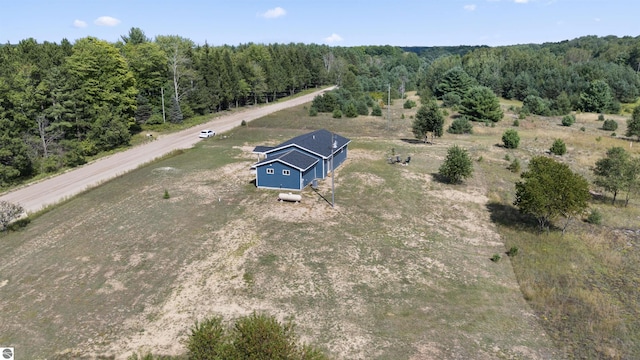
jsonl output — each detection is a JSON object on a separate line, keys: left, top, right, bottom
{"left": 1, "top": 28, "right": 640, "bottom": 187}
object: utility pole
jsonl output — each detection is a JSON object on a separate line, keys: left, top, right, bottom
{"left": 331, "top": 133, "right": 337, "bottom": 208}
{"left": 387, "top": 83, "right": 391, "bottom": 130}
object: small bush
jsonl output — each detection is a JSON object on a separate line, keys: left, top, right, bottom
{"left": 602, "top": 119, "right": 618, "bottom": 131}
{"left": 447, "top": 117, "right": 473, "bottom": 134}
{"left": 550, "top": 139, "right": 567, "bottom": 156}
{"left": 561, "top": 114, "right": 575, "bottom": 127}
{"left": 240, "top": 119, "right": 247, "bottom": 126}
{"left": 596, "top": 136, "right": 602, "bottom": 142}
{"left": 477, "top": 156, "right": 483, "bottom": 162}
{"left": 163, "top": 189, "right": 170, "bottom": 199}
{"left": 598, "top": 113, "right": 605, "bottom": 121}
{"left": 186, "top": 313, "right": 328, "bottom": 360}
{"left": 332, "top": 108, "right": 343, "bottom": 118}
{"left": 308, "top": 107, "right": 318, "bottom": 117}
{"left": 611, "top": 132, "right": 617, "bottom": 137}
{"left": 371, "top": 104, "right": 382, "bottom": 116}
{"left": 502, "top": 129, "right": 520, "bottom": 149}
{"left": 490, "top": 254, "right": 501, "bottom": 262}
{"left": 580, "top": 126, "right": 586, "bottom": 132}
{"left": 506, "top": 246, "right": 519, "bottom": 257}
{"left": 507, "top": 158, "right": 521, "bottom": 173}
{"left": 513, "top": 119, "right": 520, "bottom": 127}
{"left": 586, "top": 209, "right": 603, "bottom": 225}
{"left": 403, "top": 99, "right": 416, "bottom": 109}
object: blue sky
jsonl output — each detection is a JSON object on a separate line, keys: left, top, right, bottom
{"left": 2, "top": 0, "right": 637, "bottom": 47}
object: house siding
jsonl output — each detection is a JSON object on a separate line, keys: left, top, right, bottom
{"left": 256, "top": 162, "right": 301, "bottom": 190}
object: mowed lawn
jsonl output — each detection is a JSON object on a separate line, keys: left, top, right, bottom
{"left": 2, "top": 99, "right": 568, "bottom": 359}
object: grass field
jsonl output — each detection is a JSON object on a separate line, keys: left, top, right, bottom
{"left": 1, "top": 93, "right": 639, "bottom": 359}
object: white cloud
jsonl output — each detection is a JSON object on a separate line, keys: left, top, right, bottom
{"left": 73, "top": 19, "right": 87, "bottom": 28}
{"left": 94, "top": 16, "right": 121, "bottom": 27}
{"left": 324, "top": 33, "right": 343, "bottom": 44}
{"left": 514, "top": 0, "right": 530, "bottom": 3}
{"left": 464, "top": 4, "right": 477, "bottom": 11}
{"left": 594, "top": 17, "right": 601, "bottom": 22}
{"left": 259, "top": 7, "right": 286, "bottom": 19}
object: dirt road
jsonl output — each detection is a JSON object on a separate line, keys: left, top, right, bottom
{"left": 0, "top": 87, "right": 334, "bottom": 214}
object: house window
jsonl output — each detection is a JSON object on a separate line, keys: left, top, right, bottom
{"left": 266, "top": 168, "right": 274, "bottom": 174}
{"left": 283, "top": 169, "right": 291, "bottom": 176}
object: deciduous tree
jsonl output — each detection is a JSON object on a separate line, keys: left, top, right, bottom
{"left": 514, "top": 156, "right": 590, "bottom": 233}
{"left": 593, "top": 146, "right": 635, "bottom": 204}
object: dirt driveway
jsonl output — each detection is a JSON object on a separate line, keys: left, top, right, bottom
{"left": 0, "top": 87, "right": 334, "bottom": 214}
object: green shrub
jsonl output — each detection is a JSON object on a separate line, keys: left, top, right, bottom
{"left": 356, "top": 100, "right": 369, "bottom": 116}
{"left": 561, "top": 114, "right": 576, "bottom": 127}
{"left": 598, "top": 113, "right": 605, "bottom": 121}
{"left": 490, "top": 254, "right": 501, "bottom": 262}
{"left": 332, "top": 108, "right": 343, "bottom": 118}
{"left": 240, "top": 119, "right": 247, "bottom": 126}
{"left": 602, "top": 119, "right": 618, "bottom": 131}
{"left": 343, "top": 102, "right": 358, "bottom": 118}
{"left": 186, "top": 313, "right": 328, "bottom": 360}
{"left": 502, "top": 129, "right": 520, "bottom": 149}
{"left": 550, "top": 139, "right": 567, "bottom": 156}
{"left": 447, "top": 117, "right": 473, "bottom": 134}
{"left": 403, "top": 99, "right": 416, "bottom": 109}
{"left": 163, "top": 189, "right": 170, "bottom": 199}
{"left": 513, "top": 119, "right": 520, "bottom": 127}
{"left": 308, "top": 107, "right": 318, "bottom": 117}
{"left": 506, "top": 246, "right": 519, "bottom": 257}
{"left": 580, "top": 126, "right": 586, "bottom": 132}
{"left": 586, "top": 209, "right": 603, "bottom": 225}
{"left": 371, "top": 104, "right": 382, "bottom": 116}
{"left": 507, "top": 158, "right": 521, "bottom": 173}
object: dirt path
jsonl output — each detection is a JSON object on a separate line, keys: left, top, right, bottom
{"left": 0, "top": 87, "right": 334, "bottom": 214}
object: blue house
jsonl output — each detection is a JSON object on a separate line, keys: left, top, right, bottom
{"left": 252, "top": 129, "right": 350, "bottom": 191}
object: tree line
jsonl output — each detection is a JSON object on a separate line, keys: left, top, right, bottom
{"left": 420, "top": 35, "right": 640, "bottom": 115}
{"left": 2, "top": 30, "right": 640, "bottom": 188}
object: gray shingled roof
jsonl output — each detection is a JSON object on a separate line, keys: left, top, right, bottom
{"left": 253, "top": 149, "right": 318, "bottom": 171}
{"left": 273, "top": 129, "right": 350, "bottom": 158}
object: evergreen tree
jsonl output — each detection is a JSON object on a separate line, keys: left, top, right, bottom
{"left": 412, "top": 99, "right": 444, "bottom": 142}
{"left": 439, "top": 145, "right": 473, "bottom": 184}
{"left": 627, "top": 105, "right": 640, "bottom": 141}
{"left": 459, "top": 86, "right": 503, "bottom": 122}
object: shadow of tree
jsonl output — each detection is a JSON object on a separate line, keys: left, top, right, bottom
{"left": 430, "top": 172, "right": 450, "bottom": 184}
{"left": 486, "top": 201, "right": 546, "bottom": 233}
{"left": 400, "top": 138, "right": 427, "bottom": 145}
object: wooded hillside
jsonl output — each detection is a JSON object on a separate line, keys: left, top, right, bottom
{"left": 1, "top": 29, "right": 639, "bottom": 187}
